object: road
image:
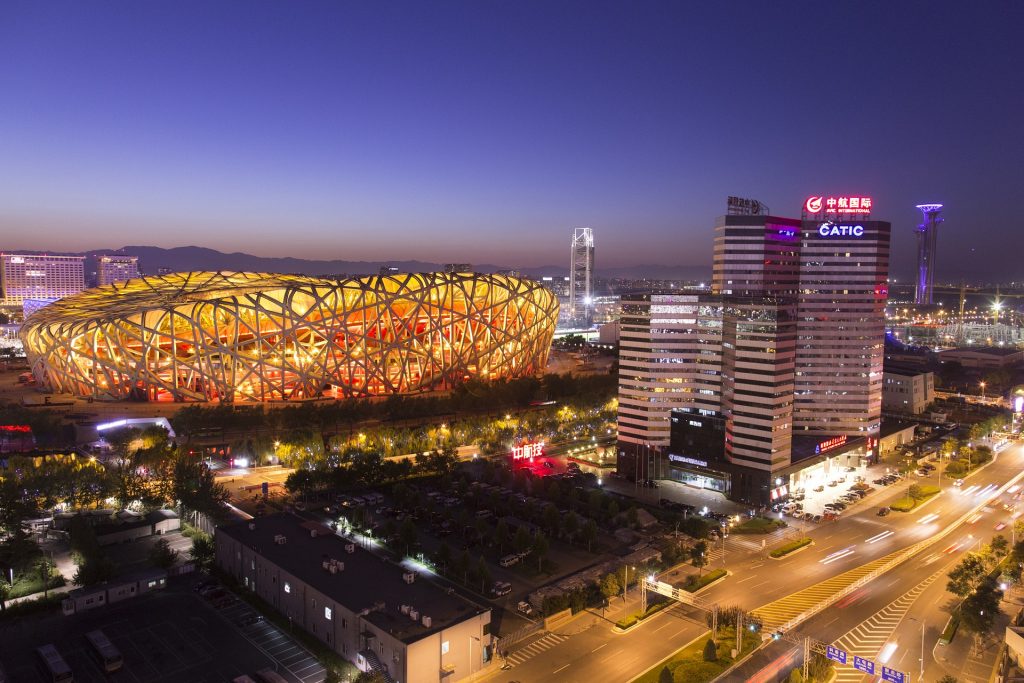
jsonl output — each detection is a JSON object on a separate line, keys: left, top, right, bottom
{"left": 483, "top": 441, "right": 1024, "bottom": 683}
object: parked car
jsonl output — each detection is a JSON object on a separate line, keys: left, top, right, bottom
{"left": 954, "top": 479, "right": 964, "bottom": 487}
{"left": 237, "top": 614, "right": 265, "bottom": 627}
{"left": 517, "top": 601, "right": 534, "bottom": 616}
{"left": 876, "top": 507, "right": 890, "bottom": 517}
{"left": 813, "top": 485, "right": 825, "bottom": 493}
{"left": 491, "top": 581, "right": 512, "bottom": 597}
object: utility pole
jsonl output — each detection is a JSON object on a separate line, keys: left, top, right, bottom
{"left": 736, "top": 611, "right": 743, "bottom": 654}
{"left": 802, "top": 636, "right": 811, "bottom": 680}
{"left": 711, "top": 605, "right": 719, "bottom": 640}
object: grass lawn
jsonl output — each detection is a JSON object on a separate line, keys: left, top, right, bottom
{"left": 634, "top": 625, "right": 760, "bottom": 683}
{"left": 769, "top": 537, "right": 811, "bottom": 558}
{"left": 684, "top": 568, "right": 727, "bottom": 593}
{"left": 730, "top": 517, "right": 786, "bottom": 534}
{"left": 889, "top": 485, "right": 940, "bottom": 512}
{"left": 9, "top": 570, "right": 65, "bottom": 599}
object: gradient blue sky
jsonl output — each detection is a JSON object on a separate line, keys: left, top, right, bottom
{"left": 1, "top": 1, "right": 1022, "bottom": 278}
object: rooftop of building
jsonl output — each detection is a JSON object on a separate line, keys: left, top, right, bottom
{"left": 939, "top": 346, "right": 1023, "bottom": 356}
{"left": 218, "top": 513, "right": 488, "bottom": 644}
{"left": 883, "top": 364, "right": 934, "bottom": 377}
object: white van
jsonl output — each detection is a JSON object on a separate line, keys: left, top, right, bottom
{"left": 499, "top": 554, "right": 520, "bottom": 568}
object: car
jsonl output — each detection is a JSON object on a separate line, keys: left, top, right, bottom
{"left": 491, "top": 581, "right": 512, "bottom": 597}
{"left": 517, "top": 601, "right": 535, "bottom": 616}
{"left": 813, "top": 485, "right": 825, "bottom": 493}
{"left": 237, "top": 614, "right": 265, "bottom": 627}
{"left": 642, "top": 479, "right": 659, "bottom": 488}
{"left": 830, "top": 502, "right": 847, "bottom": 510}
{"left": 873, "top": 478, "right": 886, "bottom": 485}
{"left": 876, "top": 507, "right": 890, "bottom": 517}
{"left": 542, "top": 462, "right": 555, "bottom": 469}
{"left": 194, "top": 580, "right": 218, "bottom": 593}
{"left": 811, "top": 514, "right": 823, "bottom": 523}
{"left": 954, "top": 479, "right": 964, "bottom": 487}
{"left": 827, "top": 480, "right": 838, "bottom": 487}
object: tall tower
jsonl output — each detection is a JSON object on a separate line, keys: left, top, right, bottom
{"left": 914, "top": 204, "right": 944, "bottom": 305}
{"left": 568, "top": 227, "right": 594, "bottom": 326}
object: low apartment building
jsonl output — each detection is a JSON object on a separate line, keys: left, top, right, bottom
{"left": 216, "top": 514, "right": 492, "bottom": 683}
{"left": 882, "top": 367, "right": 935, "bottom": 414}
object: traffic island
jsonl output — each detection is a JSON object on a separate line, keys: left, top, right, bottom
{"left": 730, "top": 517, "right": 787, "bottom": 534}
{"left": 631, "top": 626, "right": 760, "bottom": 683}
{"left": 889, "top": 485, "right": 940, "bottom": 512}
{"left": 683, "top": 568, "right": 728, "bottom": 593}
{"left": 769, "top": 537, "right": 813, "bottom": 559}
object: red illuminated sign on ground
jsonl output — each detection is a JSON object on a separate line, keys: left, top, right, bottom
{"left": 804, "top": 196, "right": 873, "bottom": 215}
{"left": 512, "top": 442, "right": 544, "bottom": 460}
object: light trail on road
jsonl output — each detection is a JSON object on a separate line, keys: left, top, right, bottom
{"left": 917, "top": 513, "right": 939, "bottom": 524}
{"left": 820, "top": 547, "right": 856, "bottom": 564}
{"left": 865, "top": 530, "right": 895, "bottom": 543}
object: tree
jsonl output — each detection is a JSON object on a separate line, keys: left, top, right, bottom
{"left": 532, "top": 533, "right": 549, "bottom": 573}
{"left": 149, "top": 537, "right": 179, "bottom": 569}
{"left": 702, "top": 638, "right": 717, "bottom": 662}
{"left": 435, "top": 542, "right": 453, "bottom": 573}
{"left": 495, "top": 519, "right": 510, "bottom": 553}
{"left": 513, "top": 526, "right": 532, "bottom": 554}
{"left": 989, "top": 534, "right": 1009, "bottom": 558}
{"left": 690, "top": 541, "right": 708, "bottom": 577}
{"left": 564, "top": 512, "right": 580, "bottom": 544}
{"left": 947, "top": 553, "right": 988, "bottom": 598}
{"left": 908, "top": 484, "right": 923, "bottom": 501}
{"left": 658, "top": 665, "right": 673, "bottom": 683}
{"left": 457, "top": 549, "right": 472, "bottom": 583}
{"left": 543, "top": 504, "right": 560, "bottom": 536}
{"left": 354, "top": 672, "right": 389, "bottom": 683}
{"left": 581, "top": 519, "right": 598, "bottom": 552}
{"left": 607, "top": 500, "right": 620, "bottom": 523}
{"left": 937, "top": 676, "right": 959, "bottom": 683}
{"left": 600, "top": 573, "right": 621, "bottom": 604}
{"left": 0, "top": 577, "right": 10, "bottom": 613}
{"left": 477, "top": 557, "right": 492, "bottom": 593}
{"left": 189, "top": 532, "right": 215, "bottom": 570}
{"left": 397, "top": 518, "right": 418, "bottom": 556}
{"left": 786, "top": 669, "right": 804, "bottom": 683}
{"left": 960, "top": 576, "right": 1002, "bottom": 636}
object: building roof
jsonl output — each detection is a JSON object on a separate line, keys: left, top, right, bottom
{"left": 940, "top": 347, "right": 1023, "bottom": 357}
{"left": 883, "top": 365, "right": 933, "bottom": 378}
{"left": 880, "top": 419, "right": 917, "bottom": 438}
{"left": 219, "top": 514, "right": 488, "bottom": 644}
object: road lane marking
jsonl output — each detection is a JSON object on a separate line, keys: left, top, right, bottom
{"left": 917, "top": 513, "right": 939, "bottom": 524}
{"left": 820, "top": 548, "right": 856, "bottom": 564}
{"left": 866, "top": 530, "right": 895, "bottom": 543}
{"left": 591, "top": 643, "right": 607, "bottom": 653}
{"left": 553, "top": 664, "right": 570, "bottom": 674}
{"left": 736, "top": 576, "right": 757, "bottom": 584}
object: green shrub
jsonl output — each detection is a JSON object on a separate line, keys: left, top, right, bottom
{"left": 769, "top": 537, "right": 811, "bottom": 558}
{"left": 685, "top": 568, "right": 727, "bottom": 592}
{"left": 702, "top": 638, "right": 717, "bottom": 662}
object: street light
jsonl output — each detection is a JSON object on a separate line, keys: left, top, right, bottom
{"left": 905, "top": 616, "right": 926, "bottom": 681}
{"left": 980, "top": 382, "right": 987, "bottom": 401}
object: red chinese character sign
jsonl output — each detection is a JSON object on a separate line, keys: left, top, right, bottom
{"left": 512, "top": 442, "right": 544, "bottom": 461}
{"left": 804, "top": 196, "right": 873, "bottom": 216}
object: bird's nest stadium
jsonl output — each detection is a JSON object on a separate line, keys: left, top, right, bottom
{"left": 20, "top": 271, "right": 558, "bottom": 402}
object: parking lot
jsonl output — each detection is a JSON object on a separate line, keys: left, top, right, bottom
{"left": 217, "top": 598, "right": 325, "bottom": 683}
{"left": 0, "top": 581, "right": 324, "bottom": 683}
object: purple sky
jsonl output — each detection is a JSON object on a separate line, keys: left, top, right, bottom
{"left": 1, "top": 1, "right": 1022, "bottom": 279}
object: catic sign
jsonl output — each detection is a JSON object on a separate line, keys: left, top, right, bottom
{"left": 512, "top": 442, "right": 543, "bottom": 461}
{"left": 815, "top": 435, "right": 848, "bottom": 454}
{"left": 805, "top": 196, "right": 873, "bottom": 215}
{"left": 826, "top": 645, "right": 848, "bottom": 665}
{"left": 817, "top": 223, "right": 865, "bottom": 238}
{"left": 853, "top": 656, "right": 875, "bottom": 675}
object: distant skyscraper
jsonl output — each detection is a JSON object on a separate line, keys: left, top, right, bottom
{"left": 443, "top": 263, "right": 472, "bottom": 274}
{"left": 98, "top": 255, "right": 140, "bottom": 286}
{"left": 0, "top": 254, "right": 85, "bottom": 315}
{"left": 568, "top": 227, "right": 594, "bottom": 326}
{"left": 914, "top": 204, "right": 943, "bottom": 305}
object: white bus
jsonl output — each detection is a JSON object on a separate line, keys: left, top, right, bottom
{"left": 35, "top": 644, "right": 73, "bottom": 683}
{"left": 85, "top": 629, "right": 123, "bottom": 673}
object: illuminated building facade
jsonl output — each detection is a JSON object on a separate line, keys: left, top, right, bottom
{"left": 914, "top": 204, "right": 943, "bottom": 305}
{"left": 21, "top": 271, "right": 558, "bottom": 402}
{"left": 98, "top": 255, "right": 140, "bottom": 286}
{"left": 1, "top": 253, "right": 85, "bottom": 314}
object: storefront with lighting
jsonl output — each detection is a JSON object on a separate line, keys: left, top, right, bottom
{"left": 665, "top": 408, "right": 875, "bottom": 505}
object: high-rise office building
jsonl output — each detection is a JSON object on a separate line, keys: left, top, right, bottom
{"left": 98, "top": 255, "right": 140, "bottom": 286}
{"left": 568, "top": 227, "right": 594, "bottom": 327}
{"left": 615, "top": 292, "right": 723, "bottom": 476}
{"left": 913, "top": 204, "right": 943, "bottom": 305}
{"left": 0, "top": 254, "right": 85, "bottom": 314}
{"left": 616, "top": 199, "right": 889, "bottom": 503}
{"left": 795, "top": 201, "right": 891, "bottom": 437}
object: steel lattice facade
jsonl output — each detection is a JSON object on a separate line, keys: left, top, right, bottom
{"left": 21, "top": 271, "right": 558, "bottom": 402}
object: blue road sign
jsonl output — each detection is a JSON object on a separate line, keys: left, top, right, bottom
{"left": 853, "top": 656, "right": 875, "bottom": 675}
{"left": 261, "top": 481, "right": 269, "bottom": 497}
{"left": 826, "top": 645, "right": 847, "bottom": 665}
{"left": 881, "top": 666, "right": 906, "bottom": 683}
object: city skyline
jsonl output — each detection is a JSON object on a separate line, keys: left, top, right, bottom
{"left": 2, "top": 2, "right": 1023, "bottom": 280}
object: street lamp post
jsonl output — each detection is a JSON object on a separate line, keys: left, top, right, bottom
{"left": 981, "top": 381, "right": 987, "bottom": 401}
{"left": 906, "top": 616, "right": 926, "bottom": 681}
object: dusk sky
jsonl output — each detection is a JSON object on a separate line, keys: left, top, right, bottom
{"left": 2, "top": 1, "right": 1022, "bottom": 279}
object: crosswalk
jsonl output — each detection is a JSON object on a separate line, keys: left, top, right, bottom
{"left": 504, "top": 632, "right": 568, "bottom": 666}
{"left": 831, "top": 569, "right": 944, "bottom": 682}
{"left": 751, "top": 549, "right": 904, "bottom": 631}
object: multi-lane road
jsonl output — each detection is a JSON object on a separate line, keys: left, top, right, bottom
{"left": 483, "top": 441, "right": 1024, "bottom": 683}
